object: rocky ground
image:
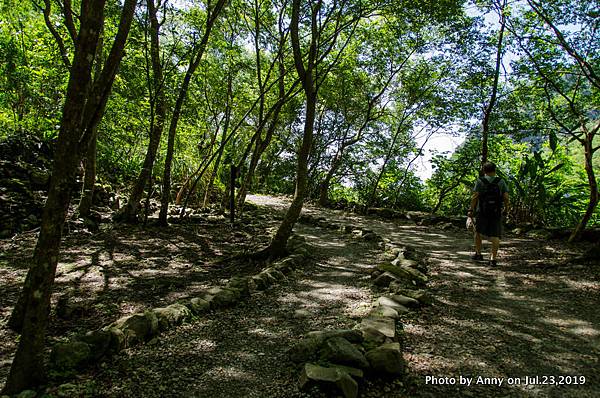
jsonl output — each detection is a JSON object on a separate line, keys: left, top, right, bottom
{"left": 1, "top": 194, "right": 599, "bottom": 397}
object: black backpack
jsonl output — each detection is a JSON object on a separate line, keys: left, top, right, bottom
{"left": 479, "top": 176, "right": 502, "bottom": 216}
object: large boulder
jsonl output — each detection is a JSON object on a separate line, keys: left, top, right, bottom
{"left": 365, "top": 342, "right": 405, "bottom": 375}
{"left": 299, "top": 363, "right": 358, "bottom": 398}
{"left": 50, "top": 341, "right": 92, "bottom": 371}
{"left": 320, "top": 337, "right": 369, "bottom": 369}
{"left": 152, "top": 303, "right": 192, "bottom": 331}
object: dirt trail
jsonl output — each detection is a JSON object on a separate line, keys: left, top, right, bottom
{"left": 249, "top": 195, "right": 600, "bottom": 398}
{"left": 2, "top": 195, "right": 598, "bottom": 397}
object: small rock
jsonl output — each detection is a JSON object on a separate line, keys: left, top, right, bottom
{"left": 390, "top": 294, "right": 420, "bottom": 308}
{"left": 187, "top": 297, "right": 211, "bottom": 314}
{"left": 299, "top": 363, "right": 358, "bottom": 398}
{"left": 289, "top": 337, "right": 323, "bottom": 363}
{"left": 50, "top": 341, "right": 92, "bottom": 371}
{"left": 359, "top": 317, "right": 396, "bottom": 340}
{"left": 369, "top": 305, "right": 399, "bottom": 319}
{"left": 152, "top": 303, "right": 192, "bottom": 331}
{"left": 365, "top": 342, "right": 405, "bottom": 375}
{"left": 320, "top": 337, "right": 369, "bottom": 369}
{"left": 376, "top": 297, "right": 410, "bottom": 313}
{"left": 294, "top": 309, "right": 311, "bottom": 319}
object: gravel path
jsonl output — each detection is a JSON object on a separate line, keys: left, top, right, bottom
{"left": 3, "top": 194, "right": 599, "bottom": 397}
{"left": 245, "top": 195, "right": 600, "bottom": 398}
{"left": 87, "top": 206, "right": 381, "bottom": 397}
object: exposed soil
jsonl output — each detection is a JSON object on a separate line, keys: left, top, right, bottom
{"left": 1, "top": 194, "right": 599, "bottom": 397}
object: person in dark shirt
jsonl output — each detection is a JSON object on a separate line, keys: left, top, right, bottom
{"left": 468, "top": 162, "right": 509, "bottom": 266}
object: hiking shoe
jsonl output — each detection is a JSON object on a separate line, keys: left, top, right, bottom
{"left": 489, "top": 260, "right": 498, "bottom": 267}
{"left": 471, "top": 253, "right": 483, "bottom": 261}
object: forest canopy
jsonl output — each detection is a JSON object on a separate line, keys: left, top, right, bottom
{"left": 1, "top": 0, "right": 598, "bottom": 233}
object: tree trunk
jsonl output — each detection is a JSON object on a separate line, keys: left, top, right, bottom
{"left": 569, "top": 132, "right": 599, "bottom": 242}
{"left": 158, "top": 0, "right": 226, "bottom": 225}
{"left": 318, "top": 154, "right": 341, "bottom": 207}
{"left": 266, "top": 0, "right": 318, "bottom": 257}
{"left": 3, "top": 0, "right": 109, "bottom": 392}
{"left": 78, "top": 26, "right": 104, "bottom": 218}
{"left": 268, "top": 92, "right": 317, "bottom": 256}
{"left": 78, "top": 132, "right": 97, "bottom": 217}
{"left": 119, "top": 0, "right": 166, "bottom": 222}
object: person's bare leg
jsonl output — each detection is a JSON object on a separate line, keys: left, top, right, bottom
{"left": 474, "top": 232, "right": 482, "bottom": 254}
{"left": 490, "top": 237, "right": 500, "bottom": 260}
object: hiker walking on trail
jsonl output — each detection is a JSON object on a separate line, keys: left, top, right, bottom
{"left": 468, "top": 162, "right": 509, "bottom": 266}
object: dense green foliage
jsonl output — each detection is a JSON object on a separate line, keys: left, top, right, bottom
{"left": 0, "top": 0, "right": 598, "bottom": 229}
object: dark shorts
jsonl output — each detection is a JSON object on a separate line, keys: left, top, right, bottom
{"left": 475, "top": 214, "right": 502, "bottom": 237}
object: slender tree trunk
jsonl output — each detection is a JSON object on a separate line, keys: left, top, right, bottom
{"left": 119, "top": 0, "right": 166, "bottom": 222}
{"left": 3, "top": 0, "right": 116, "bottom": 391}
{"left": 78, "top": 133, "right": 97, "bottom": 217}
{"left": 269, "top": 91, "right": 317, "bottom": 256}
{"left": 267, "top": 0, "right": 318, "bottom": 257}
{"left": 569, "top": 132, "right": 599, "bottom": 242}
{"left": 318, "top": 153, "right": 342, "bottom": 207}
{"left": 158, "top": 0, "right": 226, "bottom": 225}
{"left": 78, "top": 27, "right": 104, "bottom": 218}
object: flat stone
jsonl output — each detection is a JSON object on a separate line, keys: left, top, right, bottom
{"left": 391, "top": 294, "right": 421, "bottom": 308}
{"left": 321, "top": 337, "right": 369, "bottom": 369}
{"left": 369, "top": 305, "right": 400, "bottom": 319}
{"left": 377, "top": 263, "right": 427, "bottom": 286}
{"left": 299, "top": 363, "right": 358, "bottom": 398}
{"left": 391, "top": 288, "right": 433, "bottom": 305}
{"left": 377, "top": 297, "right": 410, "bottom": 313}
{"left": 359, "top": 316, "right": 396, "bottom": 339}
{"left": 329, "top": 364, "right": 364, "bottom": 379}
